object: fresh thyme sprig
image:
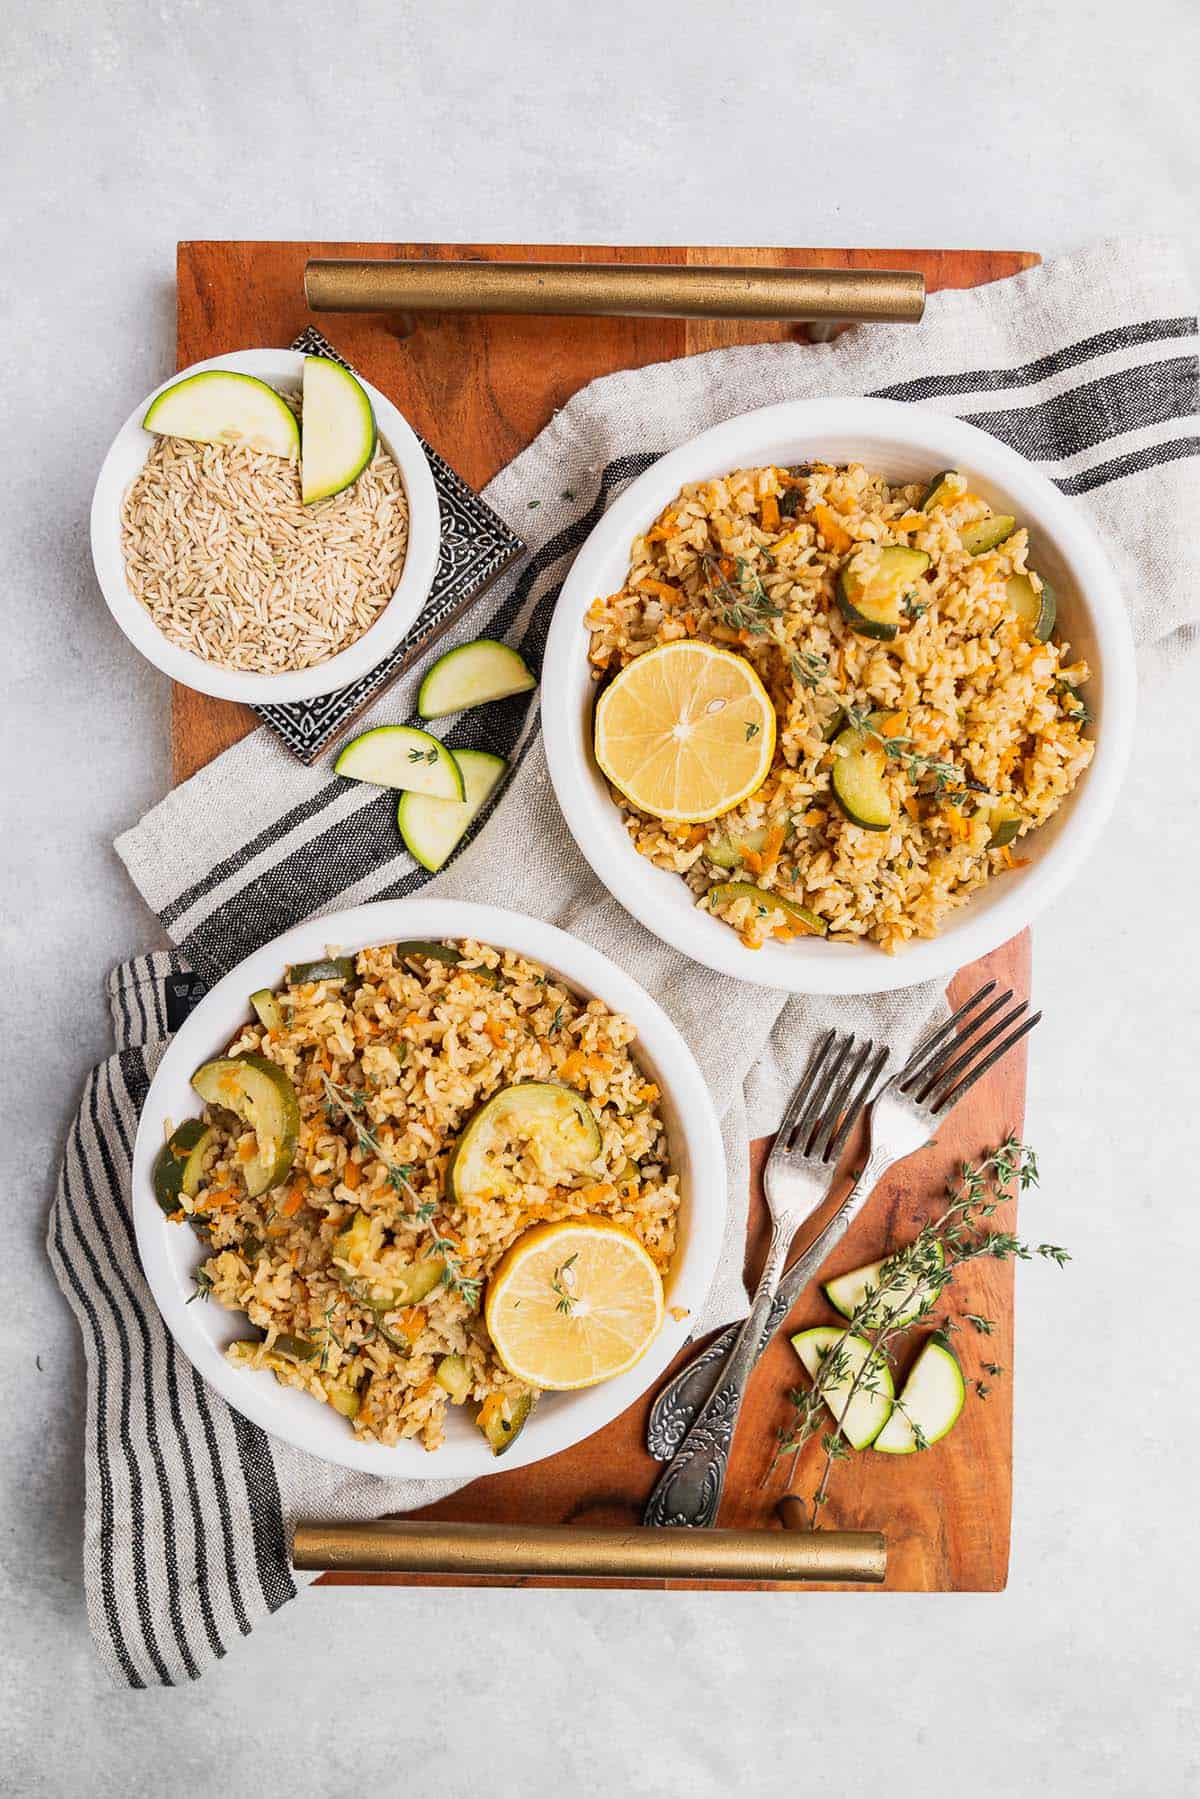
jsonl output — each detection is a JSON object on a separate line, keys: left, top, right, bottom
{"left": 187, "top": 1266, "right": 214, "bottom": 1305}
{"left": 321, "top": 1075, "right": 431, "bottom": 1218}
{"left": 790, "top": 650, "right": 831, "bottom": 691}
{"left": 552, "top": 1253, "right": 579, "bottom": 1315}
{"left": 320, "top": 1076, "right": 480, "bottom": 1310}
{"left": 770, "top": 1135, "right": 1067, "bottom": 1522}
{"left": 701, "top": 553, "right": 784, "bottom": 635}
{"left": 842, "top": 704, "right": 964, "bottom": 794}
{"left": 785, "top": 647, "right": 974, "bottom": 797}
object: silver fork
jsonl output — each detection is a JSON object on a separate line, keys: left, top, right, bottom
{"left": 642, "top": 981, "right": 1040, "bottom": 1525}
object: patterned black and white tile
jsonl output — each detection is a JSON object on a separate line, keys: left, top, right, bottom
{"left": 253, "top": 327, "right": 526, "bottom": 763}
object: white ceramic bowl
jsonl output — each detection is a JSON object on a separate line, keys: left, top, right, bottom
{"left": 90, "top": 348, "right": 441, "bottom": 703}
{"left": 542, "top": 396, "right": 1136, "bottom": 996}
{"left": 133, "top": 900, "right": 726, "bottom": 1478}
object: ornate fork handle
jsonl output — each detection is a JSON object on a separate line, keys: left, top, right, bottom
{"left": 646, "top": 1291, "right": 791, "bottom": 1461}
{"left": 643, "top": 1143, "right": 901, "bottom": 1523}
{"left": 644, "top": 1212, "right": 799, "bottom": 1528}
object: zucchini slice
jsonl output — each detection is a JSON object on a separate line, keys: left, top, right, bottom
{"left": 1056, "top": 681, "right": 1091, "bottom": 725}
{"left": 331, "top": 1210, "right": 446, "bottom": 1310}
{"left": 334, "top": 725, "right": 465, "bottom": 801}
{"left": 960, "top": 514, "right": 1017, "bottom": 556}
{"left": 284, "top": 956, "right": 357, "bottom": 986}
{"left": 417, "top": 639, "right": 537, "bottom": 719}
{"left": 394, "top": 940, "right": 462, "bottom": 968}
{"left": 327, "top": 1383, "right": 361, "bottom": 1419}
{"left": 271, "top": 1332, "right": 318, "bottom": 1363}
{"left": 300, "top": 355, "right": 376, "bottom": 504}
{"left": 434, "top": 1354, "right": 472, "bottom": 1404}
{"left": 704, "top": 824, "right": 770, "bottom": 869}
{"left": 249, "top": 988, "right": 284, "bottom": 1031}
{"left": 836, "top": 546, "right": 931, "bottom": 640}
{"left": 986, "top": 802, "right": 1023, "bottom": 850}
{"left": 791, "top": 1326, "right": 895, "bottom": 1451}
{"left": 820, "top": 701, "right": 847, "bottom": 743}
{"left": 398, "top": 748, "right": 507, "bottom": 873}
{"left": 822, "top": 1240, "right": 946, "bottom": 1330}
{"left": 448, "top": 1082, "right": 602, "bottom": 1206}
{"left": 142, "top": 369, "right": 300, "bottom": 459}
{"left": 705, "top": 882, "right": 827, "bottom": 937}
{"left": 873, "top": 1339, "right": 964, "bottom": 1453}
{"left": 1005, "top": 572, "right": 1057, "bottom": 641}
{"left": 830, "top": 715, "right": 892, "bottom": 832}
{"left": 190, "top": 1054, "right": 300, "bottom": 1198}
{"left": 477, "top": 1389, "right": 533, "bottom": 1456}
{"left": 152, "top": 1119, "right": 218, "bottom": 1215}
{"left": 919, "top": 469, "right": 960, "bottom": 511}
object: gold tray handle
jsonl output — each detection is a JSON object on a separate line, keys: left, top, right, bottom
{"left": 304, "top": 258, "right": 925, "bottom": 327}
{"left": 293, "top": 1514, "right": 886, "bottom": 1584}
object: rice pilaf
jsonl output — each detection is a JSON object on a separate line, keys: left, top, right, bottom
{"left": 163, "top": 941, "right": 678, "bottom": 1453}
{"left": 584, "top": 462, "right": 1094, "bottom": 953}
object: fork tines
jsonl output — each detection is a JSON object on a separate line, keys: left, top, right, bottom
{"left": 779, "top": 1030, "right": 889, "bottom": 1162}
{"left": 900, "top": 980, "right": 1041, "bottom": 1114}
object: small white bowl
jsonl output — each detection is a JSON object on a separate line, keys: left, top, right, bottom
{"left": 542, "top": 396, "right": 1137, "bottom": 996}
{"left": 90, "top": 348, "right": 441, "bottom": 704}
{"left": 133, "top": 899, "right": 726, "bottom": 1479}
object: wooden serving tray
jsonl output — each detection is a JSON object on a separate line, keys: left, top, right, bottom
{"left": 174, "top": 242, "right": 1036, "bottom": 1591}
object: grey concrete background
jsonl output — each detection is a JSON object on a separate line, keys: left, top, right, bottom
{"left": 2, "top": 1, "right": 1197, "bottom": 1792}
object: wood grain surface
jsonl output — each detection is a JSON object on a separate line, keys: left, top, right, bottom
{"left": 173, "top": 241, "right": 1037, "bottom": 1590}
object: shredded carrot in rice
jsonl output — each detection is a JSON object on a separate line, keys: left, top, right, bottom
{"left": 636, "top": 576, "right": 681, "bottom": 604}
{"left": 813, "top": 503, "right": 853, "bottom": 552}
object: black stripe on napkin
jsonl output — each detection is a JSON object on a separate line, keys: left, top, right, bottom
{"left": 874, "top": 316, "right": 1197, "bottom": 402}
{"left": 100, "top": 1058, "right": 199, "bottom": 1681}
{"left": 228, "top": 1413, "right": 296, "bottom": 1616}
{"left": 50, "top": 1161, "right": 145, "bottom": 1686}
{"left": 66, "top": 1091, "right": 172, "bottom": 1683}
{"left": 1052, "top": 433, "right": 1200, "bottom": 495}
{"left": 188, "top": 1364, "right": 255, "bottom": 1641}
{"left": 961, "top": 357, "right": 1198, "bottom": 463}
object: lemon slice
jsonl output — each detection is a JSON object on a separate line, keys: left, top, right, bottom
{"left": 485, "top": 1219, "right": 665, "bottom": 1390}
{"left": 594, "top": 641, "right": 776, "bottom": 822}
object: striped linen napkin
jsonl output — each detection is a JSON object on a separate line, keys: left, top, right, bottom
{"left": 52, "top": 237, "right": 1199, "bottom": 1685}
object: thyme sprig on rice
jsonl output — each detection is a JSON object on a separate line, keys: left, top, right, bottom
{"left": 842, "top": 704, "right": 966, "bottom": 795}
{"left": 789, "top": 647, "right": 972, "bottom": 796}
{"left": 701, "top": 553, "right": 784, "bottom": 635}
{"left": 320, "top": 1075, "right": 481, "bottom": 1309}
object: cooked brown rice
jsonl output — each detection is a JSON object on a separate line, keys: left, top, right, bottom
{"left": 584, "top": 462, "right": 1095, "bottom": 953}
{"left": 120, "top": 411, "right": 409, "bottom": 673}
{"left": 166, "top": 941, "right": 679, "bottom": 1451}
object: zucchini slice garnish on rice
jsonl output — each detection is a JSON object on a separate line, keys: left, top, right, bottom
{"left": 830, "top": 714, "right": 893, "bottom": 833}
{"left": 190, "top": 1053, "right": 300, "bottom": 1198}
{"left": 152, "top": 1118, "right": 219, "bottom": 1215}
{"left": 919, "top": 469, "right": 960, "bottom": 511}
{"left": 836, "top": 545, "right": 930, "bottom": 640}
{"left": 985, "top": 802, "right": 1023, "bottom": 850}
{"left": 331, "top": 1209, "right": 446, "bottom": 1312}
{"left": 960, "top": 514, "right": 1017, "bottom": 556}
{"left": 1005, "top": 571, "right": 1057, "bottom": 642}
{"left": 477, "top": 1388, "right": 533, "bottom": 1456}
{"left": 284, "top": 956, "right": 358, "bottom": 986}
{"left": 447, "top": 1083, "right": 602, "bottom": 1206}
{"left": 705, "top": 882, "right": 826, "bottom": 937}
